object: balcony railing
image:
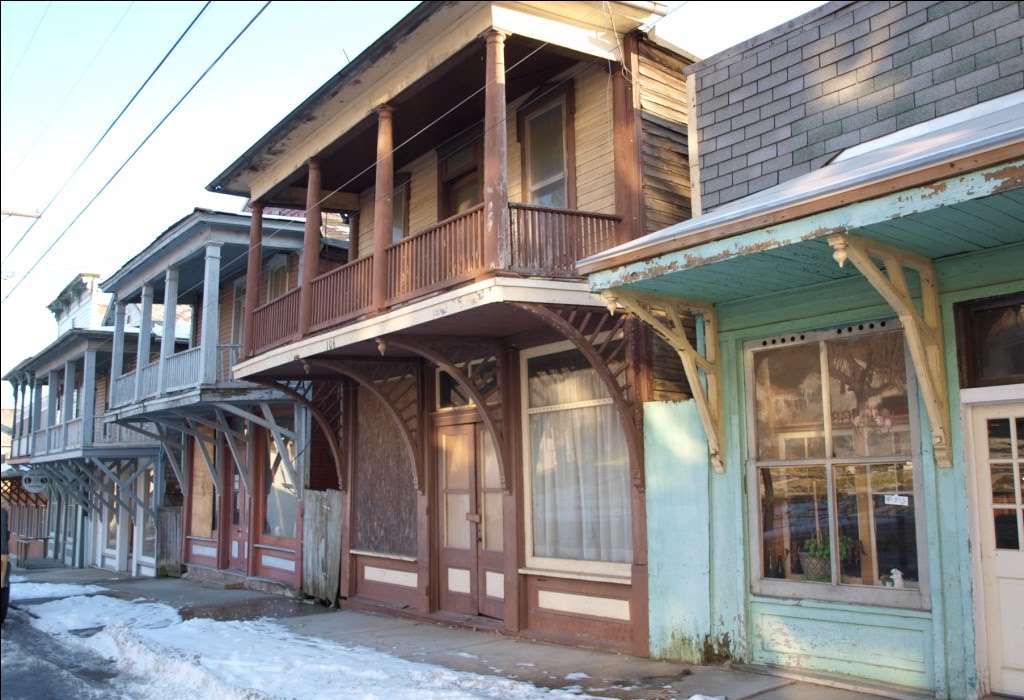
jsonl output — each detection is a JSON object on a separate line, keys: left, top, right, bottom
{"left": 140, "top": 361, "right": 160, "bottom": 397}
{"left": 93, "top": 417, "right": 159, "bottom": 446}
{"left": 508, "top": 202, "right": 620, "bottom": 275}
{"left": 64, "top": 417, "right": 83, "bottom": 449}
{"left": 165, "top": 347, "right": 202, "bottom": 390}
{"left": 252, "top": 288, "right": 300, "bottom": 355}
{"left": 111, "top": 371, "right": 135, "bottom": 407}
{"left": 218, "top": 344, "right": 242, "bottom": 382}
{"left": 311, "top": 256, "right": 374, "bottom": 332}
{"left": 386, "top": 204, "right": 486, "bottom": 305}
{"left": 249, "top": 204, "right": 621, "bottom": 353}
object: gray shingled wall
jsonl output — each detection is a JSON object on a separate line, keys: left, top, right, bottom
{"left": 688, "top": 0, "right": 1024, "bottom": 211}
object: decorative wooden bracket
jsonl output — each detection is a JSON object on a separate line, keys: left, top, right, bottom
{"left": 828, "top": 233, "right": 952, "bottom": 467}
{"left": 601, "top": 289, "right": 725, "bottom": 473}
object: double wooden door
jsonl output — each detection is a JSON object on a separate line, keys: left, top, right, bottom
{"left": 436, "top": 423, "right": 504, "bottom": 619}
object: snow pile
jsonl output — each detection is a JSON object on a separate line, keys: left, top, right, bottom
{"left": 28, "top": 595, "right": 181, "bottom": 633}
{"left": 25, "top": 595, "right": 591, "bottom": 699}
{"left": 9, "top": 581, "right": 106, "bottom": 601}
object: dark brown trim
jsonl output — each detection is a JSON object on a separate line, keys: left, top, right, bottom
{"left": 579, "top": 142, "right": 1024, "bottom": 275}
{"left": 613, "top": 34, "right": 644, "bottom": 245}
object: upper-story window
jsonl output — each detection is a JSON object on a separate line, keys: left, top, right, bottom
{"left": 439, "top": 138, "right": 481, "bottom": 219}
{"left": 392, "top": 175, "right": 411, "bottom": 243}
{"left": 745, "top": 321, "right": 928, "bottom": 609}
{"left": 520, "top": 87, "right": 574, "bottom": 210}
{"left": 266, "top": 255, "right": 288, "bottom": 302}
{"left": 955, "top": 292, "right": 1024, "bottom": 388}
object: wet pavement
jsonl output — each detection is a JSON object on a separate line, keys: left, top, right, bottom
{"left": 3, "top": 561, "right": 904, "bottom": 699}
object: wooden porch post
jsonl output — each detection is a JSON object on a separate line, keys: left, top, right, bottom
{"left": 158, "top": 267, "right": 179, "bottom": 394}
{"left": 111, "top": 301, "right": 126, "bottom": 378}
{"left": 299, "top": 161, "right": 322, "bottom": 336}
{"left": 372, "top": 105, "right": 394, "bottom": 312}
{"left": 483, "top": 29, "right": 509, "bottom": 270}
{"left": 613, "top": 33, "right": 644, "bottom": 245}
{"left": 81, "top": 349, "right": 96, "bottom": 444}
{"left": 243, "top": 203, "right": 264, "bottom": 358}
{"left": 61, "top": 360, "right": 75, "bottom": 448}
{"left": 134, "top": 283, "right": 154, "bottom": 402}
{"left": 30, "top": 378, "right": 43, "bottom": 453}
{"left": 198, "top": 243, "right": 222, "bottom": 385}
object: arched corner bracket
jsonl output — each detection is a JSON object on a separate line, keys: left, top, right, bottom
{"left": 601, "top": 289, "right": 726, "bottom": 474}
{"left": 827, "top": 233, "right": 952, "bottom": 467}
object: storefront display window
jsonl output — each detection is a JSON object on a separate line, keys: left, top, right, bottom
{"left": 747, "top": 322, "right": 927, "bottom": 606}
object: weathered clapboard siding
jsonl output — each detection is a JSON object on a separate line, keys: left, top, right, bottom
{"left": 637, "top": 44, "right": 691, "bottom": 234}
{"left": 358, "top": 187, "right": 376, "bottom": 259}
{"left": 651, "top": 332, "right": 691, "bottom": 402}
{"left": 506, "top": 95, "right": 524, "bottom": 203}
{"left": 95, "top": 370, "right": 108, "bottom": 415}
{"left": 218, "top": 279, "right": 235, "bottom": 345}
{"left": 302, "top": 488, "right": 344, "bottom": 601}
{"left": 407, "top": 152, "right": 437, "bottom": 233}
{"left": 574, "top": 65, "right": 615, "bottom": 214}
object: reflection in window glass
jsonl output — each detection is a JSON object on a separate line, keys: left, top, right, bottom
{"left": 526, "top": 102, "right": 566, "bottom": 208}
{"left": 753, "top": 343, "right": 823, "bottom": 461}
{"left": 759, "top": 467, "right": 830, "bottom": 582}
{"left": 142, "top": 468, "right": 156, "bottom": 558}
{"left": 264, "top": 422, "right": 297, "bottom": 539}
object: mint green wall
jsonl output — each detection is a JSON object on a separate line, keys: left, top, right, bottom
{"left": 642, "top": 243, "right": 1024, "bottom": 696}
{"left": 645, "top": 401, "right": 711, "bottom": 662}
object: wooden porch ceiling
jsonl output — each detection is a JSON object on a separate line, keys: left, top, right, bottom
{"left": 272, "top": 36, "right": 586, "bottom": 203}
{"left": 619, "top": 183, "right": 1024, "bottom": 305}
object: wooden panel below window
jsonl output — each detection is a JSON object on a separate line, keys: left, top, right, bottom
{"left": 354, "top": 553, "right": 420, "bottom": 607}
{"left": 523, "top": 575, "right": 633, "bottom": 650}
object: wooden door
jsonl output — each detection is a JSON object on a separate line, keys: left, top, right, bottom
{"left": 436, "top": 424, "right": 504, "bottom": 619}
{"left": 226, "top": 437, "right": 249, "bottom": 573}
{"left": 972, "top": 402, "right": 1024, "bottom": 695}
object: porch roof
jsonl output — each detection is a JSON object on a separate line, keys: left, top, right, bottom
{"left": 580, "top": 93, "right": 1024, "bottom": 302}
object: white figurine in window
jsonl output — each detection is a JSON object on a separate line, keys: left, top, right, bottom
{"left": 890, "top": 568, "right": 904, "bottom": 588}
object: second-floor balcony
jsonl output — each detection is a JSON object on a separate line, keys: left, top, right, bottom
{"left": 109, "top": 343, "right": 243, "bottom": 408}
{"left": 251, "top": 203, "right": 619, "bottom": 354}
{"left": 25, "top": 416, "right": 159, "bottom": 457}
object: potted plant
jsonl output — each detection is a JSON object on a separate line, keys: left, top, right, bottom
{"left": 800, "top": 533, "right": 858, "bottom": 581}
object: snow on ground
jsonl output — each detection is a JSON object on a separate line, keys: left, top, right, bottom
{"left": 24, "top": 594, "right": 594, "bottom": 699}
{"left": 9, "top": 581, "right": 106, "bottom": 601}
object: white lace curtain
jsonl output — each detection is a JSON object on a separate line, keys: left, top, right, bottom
{"left": 528, "top": 363, "right": 632, "bottom": 563}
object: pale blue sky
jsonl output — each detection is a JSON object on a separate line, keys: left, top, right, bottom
{"left": 0, "top": 0, "right": 824, "bottom": 406}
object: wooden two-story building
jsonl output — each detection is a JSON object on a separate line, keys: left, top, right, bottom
{"left": 3, "top": 274, "right": 162, "bottom": 574}
{"left": 210, "top": 2, "right": 695, "bottom": 653}
{"left": 100, "top": 209, "right": 334, "bottom": 591}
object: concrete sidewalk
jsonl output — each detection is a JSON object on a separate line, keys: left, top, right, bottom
{"left": 8, "top": 563, "right": 893, "bottom": 700}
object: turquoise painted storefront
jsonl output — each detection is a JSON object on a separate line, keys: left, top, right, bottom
{"left": 589, "top": 130, "right": 1024, "bottom": 694}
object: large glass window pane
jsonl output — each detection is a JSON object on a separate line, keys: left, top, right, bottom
{"left": 264, "top": 426, "right": 297, "bottom": 540}
{"left": 142, "top": 469, "right": 156, "bottom": 559}
{"left": 753, "top": 343, "right": 824, "bottom": 460}
{"left": 828, "top": 331, "right": 911, "bottom": 458}
{"left": 759, "top": 466, "right": 830, "bottom": 582}
{"left": 445, "top": 493, "right": 471, "bottom": 549}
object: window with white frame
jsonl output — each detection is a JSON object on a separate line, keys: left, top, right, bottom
{"left": 522, "top": 341, "right": 632, "bottom": 577}
{"left": 746, "top": 321, "right": 927, "bottom": 607}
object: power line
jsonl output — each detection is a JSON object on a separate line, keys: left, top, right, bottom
{"left": 2, "top": 1, "right": 272, "bottom": 304}
{"left": 7, "top": 2, "right": 136, "bottom": 179}
{"left": 2, "top": 2, "right": 213, "bottom": 267}
{"left": 0, "top": 1, "right": 52, "bottom": 103}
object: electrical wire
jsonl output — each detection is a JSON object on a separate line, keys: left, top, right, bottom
{"left": 0, "top": 1, "right": 52, "bottom": 103}
{"left": 7, "top": 2, "right": 137, "bottom": 179}
{"left": 2, "top": 2, "right": 213, "bottom": 267}
{"left": 2, "top": 1, "right": 272, "bottom": 304}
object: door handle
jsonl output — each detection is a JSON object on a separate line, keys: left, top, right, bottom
{"left": 465, "top": 513, "right": 481, "bottom": 523}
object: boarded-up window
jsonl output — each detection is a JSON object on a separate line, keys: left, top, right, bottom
{"left": 354, "top": 387, "right": 417, "bottom": 556}
{"left": 190, "top": 431, "right": 217, "bottom": 538}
